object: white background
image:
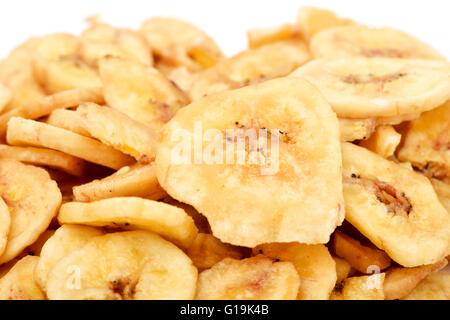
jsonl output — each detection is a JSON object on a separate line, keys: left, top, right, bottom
{"left": 0, "top": 0, "right": 449, "bottom": 59}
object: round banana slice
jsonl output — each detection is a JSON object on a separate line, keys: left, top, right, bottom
{"left": 195, "top": 255, "right": 300, "bottom": 300}
{"left": 46, "top": 231, "right": 198, "bottom": 300}
{"left": 35, "top": 224, "right": 104, "bottom": 291}
{"left": 330, "top": 273, "right": 385, "bottom": 300}
{"left": 0, "top": 197, "right": 10, "bottom": 258}
{"left": 0, "top": 158, "right": 61, "bottom": 264}
{"left": 342, "top": 142, "right": 450, "bottom": 267}
{"left": 0, "top": 84, "right": 12, "bottom": 112}
{"left": 73, "top": 163, "right": 166, "bottom": 202}
{"left": 190, "top": 40, "right": 310, "bottom": 100}
{"left": 402, "top": 273, "right": 450, "bottom": 300}
{"left": 254, "top": 243, "right": 337, "bottom": 300}
{"left": 156, "top": 78, "right": 344, "bottom": 247}
{"left": 76, "top": 103, "right": 158, "bottom": 162}
{"left": 310, "top": 25, "right": 446, "bottom": 60}
{"left": 139, "top": 17, "right": 224, "bottom": 71}
{"left": 397, "top": 101, "right": 450, "bottom": 183}
{"left": 58, "top": 197, "right": 198, "bottom": 248}
{"left": 6, "top": 117, "right": 135, "bottom": 170}
{"left": 0, "top": 256, "right": 45, "bottom": 300}
{"left": 99, "top": 57, "right": 189, "bottom": 132}
{"left": 291, "top": 58, "right": 450, "bottom": 118}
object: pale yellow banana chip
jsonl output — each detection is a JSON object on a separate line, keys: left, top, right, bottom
{"left": 292, "top": 58, "right": 450, "bottom": 118}
{"left": 99, "top": 57, "right": 189, "bottom": 132}
{"left": 246, "top": 24, "right": 303, "bottom": 48}
{"left": 310, "top": 25, "right": 446, "bottom": 60}
{"left": 339, "top": 118, "right": 376, "bottom": 142}
{"left": 46, "top": 231, "right": 198, "bottom": 300}
{"left": 195, "top": 255, "right": 300, "bottom": 300}
{"left": 254, "top": 243, "right": 336, "bottom": 300}
{"left": 0, "top": 84, "right": 12, "bottom": 112}
{"left": 359, "top": 125, "right": 401, "bottom": 158}
{"left": 73, "top": 163, "right": 166, "bottom": 202}
{"left": 0, "top": 158, "right": 61, "bottom": 264}
{"left": 46, "top": 109, "right": 90, "bottom": 136}
{"left": 6, "top": 117, "right": 134, "bottom": 170}
{"left": 190, "top": 40, "right": 310, "bottom": 100}
{"left": 402, "top": 273, "right": 450, "bottom": 300}
{"left": 35, "top": 224, "right": 103, "bottom": 291}
{"left": 58, "top": 197, "right": 198, "bottom": 248}
{"left": 330, "top": 273, "right": 385, "bottom": 300}
{"left": 0, "top": 197, "right": 10, "bottom": 258}
{"left": 157, "top": 78, "right": 344, "bottom": 247}
{"left": 342, "top": 142, "right": 450, "bottom": 267}
{"left": 0, "top": 256, "right": 44, "bottom": 300}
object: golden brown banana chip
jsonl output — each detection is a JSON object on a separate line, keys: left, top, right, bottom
{"left": 359, "top": 125, "right": 401, "bottom": 158}
{"left": 99, "top": 57, "right": 189, "bottom": 132}
{"left": 254, "top": 243, "right": 337, "bottom": 300}
{"left": 186, "top": 233, "right": 251, "bottom": 271}
{"left": 140, "top": 17, "right": 224, "bottom": 71}
{"left": 195, "top": 255, "right": 300, "bottom": 300}
{"left": 73, "top": 163, "right": 166, "bottom": 202}
{"left": 0, "top": 158, "right": 61, "bottom": 264}
{"left": 6, "top": 117, "right": 134, "bottom": 170}
{"left": 190, "top": 40, "right": 310, "bottom": 100}
{"left": 342, "top": 142, "right": 450, "bottom": 267}
{"left": 35, "top": 224, "right": 104, "bottom": 291}
{"left": 157, "top": 78, "right": 344, "bottom": 247}
{"left": 402, "top": 273, "right": 450, "bottom": 300}
{"left": 397, "top": 101, "right": 450, "bottom": 183}
{"left": 46, "top": 109, "right": 90, "bottom": 136}
{"left": 76, "top": 103, "right": 158, "bottom": 162}
{"left": 0, "top": 256, "right": 44, "bottom": 300}
{"left": 0, "top": 144, "right": 86, "bottom": 176}
{"left": 332, "top": 230, "right": 391, "bottom": 274}
{"left": 310, "top": 25, "right": 446, "bottom": 60}
{"left": 339, "top": 118, "right": 376, "bottom": 142}
{"left": 0, "top": 197, "right": 10, "bottom": 258}
{"left": 330, "top": 273, "right": 385, "bottom": 300}
{"left": 58, "top": 197, "right": 198, "bottom": 248}
{"left": 333, "top": 256, "right": 353, "bottom": 284}
{"left": 292, "top": 58, "right": 450, "bottom": 118}
{"left": 384, "top": 259, "right": 448, "bottom": 300}
{"left": 46, "top": 231, "right": 198, "bottom": 300}
{"left": 246, "top": 24, "right": 303, "bottom": 49}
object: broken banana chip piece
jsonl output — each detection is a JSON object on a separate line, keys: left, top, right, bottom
{"left": 99, "top": 57, "right": 189, "bottom": 132}
{"left": 359, "top": 125, "right": 401, "bottom": 158}
{"left": 0, "top": 158, "right": 61, "bottom": 264}
{"left": 35, "top": 224, "right": 104, "bottom": 291}
{"left": 339, "top": 118, "right": 376, "bottom": 142}
{"left": 254, "top": 243, "right": 337, "bottom": 300}
{"left": 46, "top": 231, "right": 198, "bottom": 300}
{"left": 291, "top": 58, "right": 450, "bottom": 118}
{"left": 342, "top": 142, "right": 450, "bottom": 267}
{"left": 6, "top": 117, "right": 135, "bottom": 170}
{"left": 310, "top": 25, "right": 446, "bottom": 60}
{"left": 402, "top": 273, "right": 450, "bottom": 300}
{"left": 330, "top": 273, "right": 385, "bottom": 300}
{"left": 156, "top": 78, "right": 344, "bottom": 247}
{"left": 58, "top": 197, "right": 198, "bottom": 248}
{"left": 190, "top": 40, "right": 310, "bottom": 100}
{"left": 73, "top": 163, "right": 166, "bottom": 202}
{"left": 195, "top": 255, "right": 300, "bottom": 300}
{"left": 397, "top": 101, "right": 450, "bottom": 183}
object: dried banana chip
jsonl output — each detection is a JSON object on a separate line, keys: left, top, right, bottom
{"left": 6, "top": 117, "right": 134, "bottom": 170}
{"left": 0, "top": 158, "right": 61, "bottom": 264}
{"left": 310, "top": 25, "right": 446, "bottom": 60}
{"left": 99, "top": 57, "right": 189, "bottom": 132}
{"left": 402, "top": 273, "right": 450, "bottom": 300}
{"left": 35, "top": 224, "right": 103, "bottom": 291}
{"left": 195, "top": 255, "right": 300, "bottom": 300}
{"left": 157, "top": 78, "right": 344, "bottom": 247}
{"left": 342, "top": 142, "right": 450, "bottom": 267}
{"left": 339, "top": 118, "right": 376, "bottom": 142}
{"left": 359, "top": 125, "right": 401, "bottom": 158}
{"left": 333, "top": 256, "right": 353, "bottom": 284}
{"left": 46, "top": 231, "right": 198, "bottom": 300}
{"left": 292, "top": 58, "right": 450, "bottom": 118}
{"left": 46, "top": 109, "right": 90, "bottom": 136}
{"left": 254, "top": 243, "right": 337, "bottom": 300}
{"left": 246, "top": 24, "right": 302, "bottom": 49}
{"left": 0, "top": 84, "right": 12, "bottom": 112}
{"left": 0, "top": 197, "right": 10, "bottom": 258}
{"left": 190, "top": 40, "right": 310, "bottom": 100}
{"left": 58, "top": 197, "right": 198, "bottom": 248}
{"left": 162, "top": 197, "right": 211, "bottom": 234}
{"left": 330, "top": 273, "right": 385, "bottom": 300}
{"left": 431, "top": 178, "right": 450, "bottom": 212}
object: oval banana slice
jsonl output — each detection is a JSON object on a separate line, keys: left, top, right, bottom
{"left": 330, "top": 273, "right": 385, "bottom": 300}
{"left": 310, "top": 25, "right": 446, "bottom": 60}
{"left": 195, "top": 255, "right": 300, "bottom": 300}
{"left": 342, "top": 142, "right": 450, "bottom": 267}
{"left": 254, "top": 243, "right": 337, "bottom": 300}
{"left": 190, "top": 40, "right": 310, "bottom": 100}
{"left": 0, "top": 197, "right": 10, "bottom": 258}
{"left": 0, "top": 158, "right": 61, "bottom": 264}
{"left": 397, "top": 101, "right": 450, "bottom": 183}
{"left": 99, "top": 57, "right": 189, "bottom": 132}
{"left": 0, "top": 256, "right": 45, "bottom": 300}
{"left": 292, "top": 58, "right": 450, "bottom": 118}
{"left": 402, "top": 273, "right": 450, "bottom": 300}
{"left": 46, "top": 231, "right": 198, "bottom": 300}
{"left": 35, "top": 224, "right": 104, "bottom": 291}
{"left": 156, "top": 78, "right": 344, "bottom": 247}
{"left": 58, "top": 197, "right": 198, "bottom": 248}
